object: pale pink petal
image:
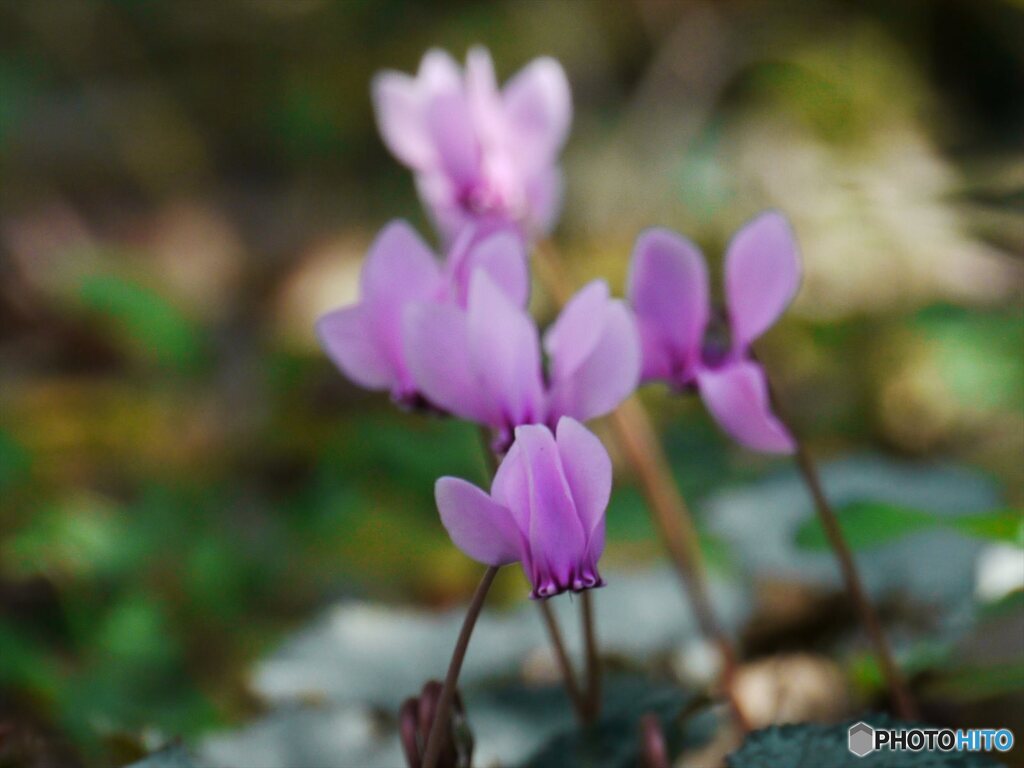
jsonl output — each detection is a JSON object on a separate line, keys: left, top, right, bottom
{"left": 627, "top": 228, "right": 709, "bottom": 381}
{"left": 635, "top": 318, "right": 676, "bottom": 382}
{"left": 370, "top": 72, "right": 433, "bottom": 169}
{"left": 696, "top": 360, "right": 795, "bottom": 454}
{"left": 545, "top": 282, "right": 641, "bottom": 422}
{"left": 544, "top": 281, "right": 609, "bottom": 381}
{"left": 415, "top": 172, "right": 465, "bottom": 247}
{"left": 490, "top": 438, "right": 530, "bottom": 534}
{"left": 516, "top": 424, "right": 587, "bottom": 597}
{"left": 427, "top": 90, "right": 480, "bottom": 187}
{"left": 447, "top": 226, "right": 529, "bottom": 308}
{"left": 524, "top": 166, "right": 563, "bottom": 236}
{"left": 465, "top": 47, "right": 498, "bottom": 103}
{"left": 360, "top": 221, "right": 443, "bottom": 380}
{"left": 359, "top": 221, "right": 442, "bottom": 302}
{"left": 435, "top": 477, "right": 522, "bottom": 566}
{"left": 316, "top": 305, "right": 393, "bottom": 390}
{"left": 403, "top": 302, "right": 495, "bottom": 425}
{"left": 555, "top": 417, "right": 611, "bottom": 563}
{"left": 503, "top": 57, "right": 572, "bottom": 172}
{"left": 467, "top": 271, "right": 546, "bottom": 428}
{"left": 724, "top": 211, "right": 801, "bottom": 350}
{"left": 465, "top": 46, "right": 504, "bottom": 146}
{"left": 418, "top": 49, "right": 462, "bottom": 98}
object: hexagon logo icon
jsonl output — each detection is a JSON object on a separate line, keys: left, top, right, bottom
{"left": 848, "top": 722, "right": 875, "bottom": 757}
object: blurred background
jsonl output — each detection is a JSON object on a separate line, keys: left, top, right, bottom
{"left": 0, "top": 1, "right": 1021, "bottom": 766}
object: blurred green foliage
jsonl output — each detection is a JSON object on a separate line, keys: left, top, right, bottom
{"left": 77, "top": 274, "right": 206, "bottom": 372}
{"left": 795, "top": 501, "right": 1023, "bottom": 551}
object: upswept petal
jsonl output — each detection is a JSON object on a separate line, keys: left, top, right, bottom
{"left": 627, "top": 228, "right": 709, "bottom": 381}
{"left": 403, "top": 302, "right": 495, "bottom": 425}
{"left": 545, "top": 285, "right": 640, "bottom": 422}
{"left": 415, "top": 172, "right": 465, "bottom": 247}
{"left": 516, "top": 424, "right": 587, "bottom": 597}
{"left": 544, "top": 281, "right": 609, "bottom": 381}
{"left": 502, "top": 57, "right": 572, "bottom": 172}
{"left": 417, "top": 48, "right": 462, "bottom": 98}
{"left": 435, "top": 477, "right": 522, "bottom": 566}
{"left": 446, "top": 226, "right": 529, "bottom": 308}
{"left": 555, "top": 417, "right": 610, "bottom": 563}
{"left": 465, "top": 46, "right": 503, "bottom": 146}
{"left": 490, "top": 437, "right": 530, "bottom": 534}
{"left": 359, "top": 221, "right": 443, "bottom": 379}
{"left": 696, "top": 360, "right": 795, "bottom": 453}
{"left": 316, "top": 305, "right": 393, "bottom": 390}
{"left": 724, "top": 211, "right": 801, "bottom": 350}
{"left": 359, "top": 220, "right": 441, "bottom": 302}
{"left": 426, "top": 90, "right": 480, "bottom": 187}
{"left": 467, "top": 271, "right": 546, "bottom": 428}
{"left": 523, "top": 166, "right": 563, "bottom": 236}
{"left": 370, "top": 72, "right": 433, "bottom": 169}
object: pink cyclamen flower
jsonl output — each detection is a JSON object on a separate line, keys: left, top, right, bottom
{"left": 316, "top": 220, "right": 528, "bottom": 406}
{"left": 627, "top": 211, "right": 801, "bottom": 453}
{"left": 372, "top": 47, "right": 571, "bottom": 243}
{"left": 405, "top": 270, "right": 640, "bottom": 450}
{"left": 436, "top": 418, "right": 609, "bottom": 598}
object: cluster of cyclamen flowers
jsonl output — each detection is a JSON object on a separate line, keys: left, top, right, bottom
{"left": 318, "top": 47, "right": 801, "bottom": 599}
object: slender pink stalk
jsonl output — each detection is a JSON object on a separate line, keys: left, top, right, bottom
{"left": 763, "top": 372, "right": 918, "bottom": 720}
{"left": 422, "top": 565, "right": 499, "bottom": 768}
{"left": 538, "top": 599, "right": 590, "bottom": 721}
{"left": 580, "top": 590, "right": 602, "bottom": 721}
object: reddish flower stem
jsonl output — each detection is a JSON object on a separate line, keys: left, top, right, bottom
{"left": 609, "top": 398, "right": 750, "bottom": 732}
{"left": 580, "top": 589, "right": 602, "bottom": 721}
{"left": 763, "top": 373, "right": 919, "bottom": 720}
{"left": 535, "top": 238, "right": 751, "bottom": 733}
{"left": 421, "top": 564, "right": 499, "bottom": 768}
{"left": 538, "top": 599, "right": 590, "bottom": 722}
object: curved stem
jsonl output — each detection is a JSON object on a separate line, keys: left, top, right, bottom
{"left": 538, "top": 599, "right": 590, "bottom": 722}
{"left": 763, "top": 373, "right": 919, "bottom": 720}
{"left": 422, "top": 565, "right": 499, "bottom": 768}
{"left": 535, "top": 238, "right": 751, "bottom": 733}
{"left": 609, "top": 399, "right": 750, "bottom": 732}
{"left": 476, "top": 426, "right": 499, "bottom": 477}
{"left": 581, "top": 590, "right": 602, "bottom": 722}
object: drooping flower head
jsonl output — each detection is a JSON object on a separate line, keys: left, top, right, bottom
{"left": 436, "top": 418, "right": 610, "bottom": 599}
{"left": 316, "top": 220, "right": 528, "bottom": 406}
{"left": 627, "top": 211, "right": 801, "bottom": 453}
{"left": 372, "top": 47, "right": 571, "bottom": 243}
{"left": 405, "top": 270, "right": 640, "bottom": 450}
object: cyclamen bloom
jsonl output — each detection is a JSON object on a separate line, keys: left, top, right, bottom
{"left": 406, "top": 270, "right": 640, "bottom": 450}
{"left": 628, "top": 211, "right": 801, "bottom": 453}
{"left": 316, "top": 220, "right": 528, "bottom": 405}
{"left": 372, "top": 47, "right": 571, "bottom": 243}
{"left": 436, "top": 418, "right": 609, "bottom": 598}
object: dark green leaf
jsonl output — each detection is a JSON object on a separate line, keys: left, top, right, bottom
{"left": 521, "top": 684, "right": 714, "bottom": 768}
{"left": 728, "top": 716, "right": 1004, "bottom": 767}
